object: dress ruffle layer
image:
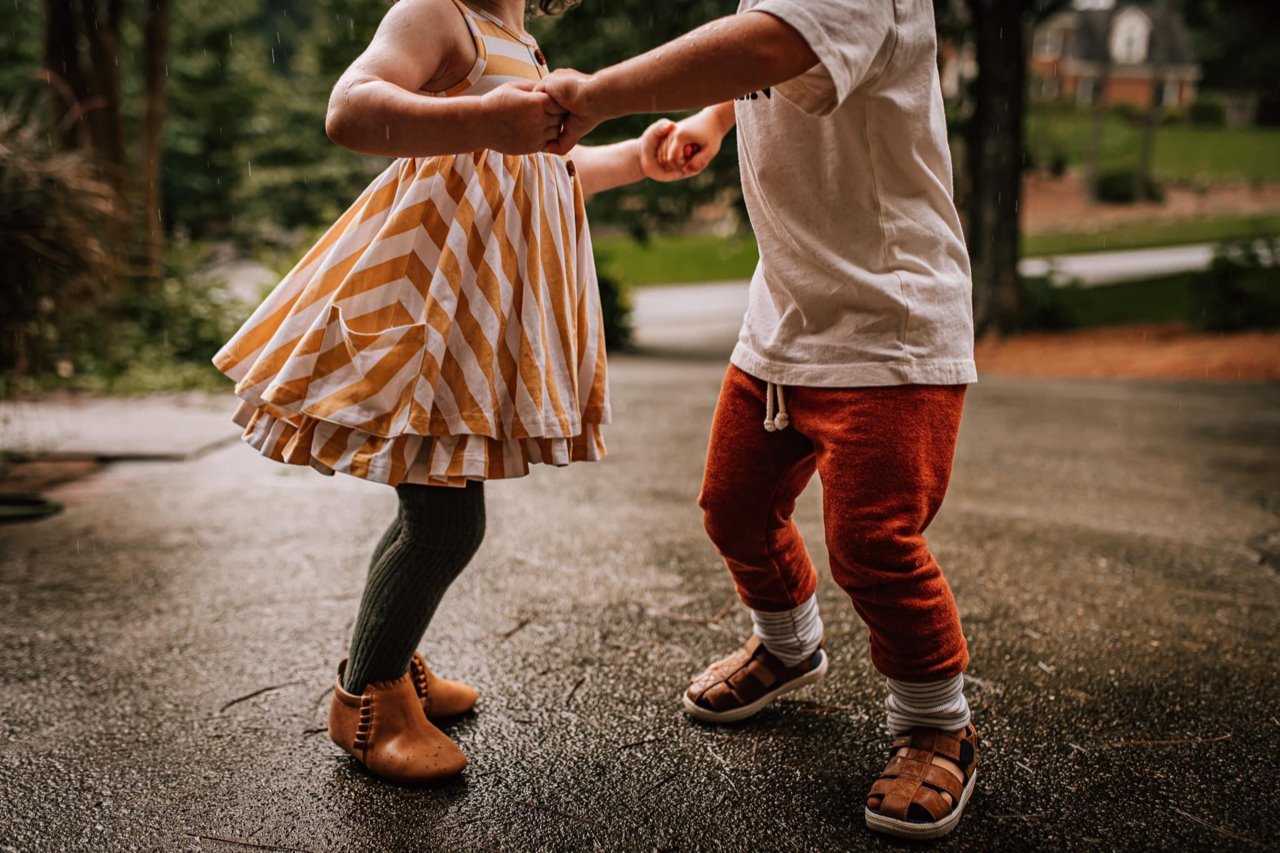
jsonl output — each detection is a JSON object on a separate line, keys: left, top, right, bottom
{"left": 214, "top": 150, "right": 609, "bottom": 487}
{"left": 233, "top": 400, "right": 605, "bottom": 488}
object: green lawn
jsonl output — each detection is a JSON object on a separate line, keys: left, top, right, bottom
{"left": 594, "top": 234, "right": 760, "bottom": 286}
{"left": 1023, "top": 213, "right": 1280, "bottom": 256}
{"left": 595, "top": 212, "right": 1280, "bottom": 287}
{"left": 1024, "top": 106, "right": 1280, "bottom": 184}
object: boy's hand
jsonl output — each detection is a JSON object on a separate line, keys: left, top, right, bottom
{"left": 538, "top": 69, "right": 603, "bottom": 154}
{"left": 638, "top": 119, "right": 688, "bottom": 183}
{"left": 480, "top": 81, "right": 566, "bottom": 155}
{"left": 659, "top": 108, "right": 729, "bottom": 176}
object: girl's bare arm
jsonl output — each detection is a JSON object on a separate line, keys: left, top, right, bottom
{"left": 325, "top": 0, "right": 563, "bottom": 157}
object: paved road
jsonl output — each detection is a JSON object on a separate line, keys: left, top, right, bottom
{"left": 2, "top": 350, "right": 1278, "bottom": 851}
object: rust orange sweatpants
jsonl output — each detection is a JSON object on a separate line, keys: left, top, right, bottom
{"left": 698, "top": 365, "right": 969, "bottom": 683}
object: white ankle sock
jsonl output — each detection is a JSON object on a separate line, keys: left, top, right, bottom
{"left": 750, "top": 594, "right": 824, "bottom": 667}
{"left": 884, "top": 674, "right": 971, "bottom": 735}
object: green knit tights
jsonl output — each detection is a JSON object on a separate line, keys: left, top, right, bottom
{"left": 343, "top": 481, "right": 485, "bottom": 693}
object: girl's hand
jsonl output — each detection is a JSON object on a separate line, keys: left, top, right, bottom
{"left": 659, "top": 107, "right": 730, "bottom": 176}
{"left": 639, "top": 119, "right": 687, "bottom": 183}
{"left": 538, "top": 70, "right": 602, "bottom": 154}
{"left": 481, "top": 82, "right": 566, "bottom": 155}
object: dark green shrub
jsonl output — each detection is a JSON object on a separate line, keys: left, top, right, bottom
{"left": 1018, "top": 276, "right": 1082, "bottom": 332}
{"left": 1192, "top": 238, "right": 1280, "bottom": 332}
{"left": 1049, "top": 150, "right": 1069, "bottom": 178}
{"left": 1095, "top": 168, "right": 1165, "bottom": 205}
{"left": 1112, "top": 102, "right": 1142, "bottom": 123}
{"left": 593, "top": 259, "right": 633, "bottom": 352}
{"left": 1188, "top": 98, "right": 1227, "bottom": 127}
{"left": 0, "top": 108, "right": 119, "bottom": 385}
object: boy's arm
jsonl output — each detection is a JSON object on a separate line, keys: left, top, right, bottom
{"left": 539, "top": 12, "right": 817, "bottom": 153}
{"left": 326, "top": 0, "right": 562, "bottom": 156}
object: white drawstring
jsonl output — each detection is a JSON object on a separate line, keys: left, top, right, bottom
{"left": 763, "top": 382, "right": 790, "bottom": 433}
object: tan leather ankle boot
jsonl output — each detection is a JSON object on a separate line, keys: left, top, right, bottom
{"left": 410, "top": 652, "right": 479, "bottom": 719}
{"left": 328, "top": 664, "right": 467, "bottom": 784}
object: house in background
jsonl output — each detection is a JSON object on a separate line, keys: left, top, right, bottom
{"left": 1031, "top": 0, "right": 1200, "bottom": 109}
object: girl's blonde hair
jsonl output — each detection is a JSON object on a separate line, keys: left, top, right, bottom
{"left": 527, "top": 0, "right": 581, "bottom": 15}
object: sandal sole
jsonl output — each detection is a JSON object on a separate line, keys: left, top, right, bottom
{"left": 864, "top": 766, "right": 978, "bottom": 840}
{"left": 680, "top": 649, "right": 829, "bottom": 724}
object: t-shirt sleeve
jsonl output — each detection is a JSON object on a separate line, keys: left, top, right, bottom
{"left": 747, "top": 0, "right": 896, "bottom": 115}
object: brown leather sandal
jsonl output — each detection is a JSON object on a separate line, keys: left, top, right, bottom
{"left": 409, "top": 652, "right": 478, "bottom": 719}
{"left": 864, "top": 724, "right": 979, "bottom": 840}
{"left": 328, "top": 662, "right": 467, "bottom": 784}
{"left": 682, "top": 635, "right": 828, "bottom": 724}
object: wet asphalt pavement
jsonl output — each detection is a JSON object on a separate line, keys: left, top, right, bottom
{"left": 2, "top": 350, "right": 1279, "bottom": 852}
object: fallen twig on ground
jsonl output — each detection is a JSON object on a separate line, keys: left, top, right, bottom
{"left": 1097, "top": 733, "right": 1231, "bottom": 749}
{"left": 300, "top": 727, "right": 326, "bottom": 737}
{"left": 185, "top": 831, "right": 313, "bottom": 852}
{"left": 991, "top": 813, "right": 1048, "bottom": 821}
{"left": 641, "top": 770, "right": 681, "bottom": 796}
{"left": 708, "top": 596, "right": 736, "bottom": 623}
{"left": 962, "top": 674, "right": 1003, "bottom": 694}
{"left": 497, "top": 617, "right": 531, "bottom": 639}
{"left": 1171, "top": 807, "right": 1265, "bottom": 848}
{"left": 619, "top": 736, "right": 661, "bottom": 750}
{"left": 564, "top": 674, "right": 587, "bottom": 706}
{"left": 219, "top": 681, "right": 304, "bottom": 714}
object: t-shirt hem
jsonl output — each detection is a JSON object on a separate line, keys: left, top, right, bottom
{"left": 730, "top": 344, "right": 977, "bottom": 388}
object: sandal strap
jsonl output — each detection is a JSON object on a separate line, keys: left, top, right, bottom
{"left": 881, "top": 755, "right": 965, "bottom": 802}
{"left": 687, "top": 636, "right": 806, "bottom": 712}
{"left": 868, "top": 725, "right": 980, "bottom": 822}
{"left": 875, "top": 778, "right": 954, "bottom": 821}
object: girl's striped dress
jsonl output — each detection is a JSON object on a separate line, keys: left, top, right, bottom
{"left": 213, "top": 0, "right": 609, "bottom": 488}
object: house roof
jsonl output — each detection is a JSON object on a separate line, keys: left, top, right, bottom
{"left": 1049, "top": 5, "right": 1198, "bottom": 67}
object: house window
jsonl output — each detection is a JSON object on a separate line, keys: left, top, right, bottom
{"left": 1163, "top": 80, "right": 1181, "bottom": 107}
{"left": 1078, "top": 78, "right": 1097, "bottom": 106}
{"left": 1110, "top": 9, "right": 1152, "bottom": 64}
{"left": 1034, "top": 27, "right": 1062, "bottom": 59}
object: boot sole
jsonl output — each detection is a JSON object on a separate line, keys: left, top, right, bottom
{"left": 864, "top": 766, "right": 977, "bottom": 840}
{"left": 680, "top": 649, "right": 829, "bottom": 724}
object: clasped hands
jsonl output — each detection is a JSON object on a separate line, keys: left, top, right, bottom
{"left": 482, "top": 71, "right": 718, "bottom": 180}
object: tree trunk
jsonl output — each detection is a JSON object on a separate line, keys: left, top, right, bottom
{"left": 1085, "top": 7, "right": 1118, "bottom": 202}
{"left": 141, "top": 0, "right": 171, "bottom": 283}
{"left": 42, "top": 0, "right": 90, "bottom": 149}
{"left": 1134, "top": 1, "right": 1169, "bottom": 201}
{"left": 78, "top": 0, "right": 128, "bottom": 193}
{"left": 966, "top": 0, "right": 1026, "bottom": 334}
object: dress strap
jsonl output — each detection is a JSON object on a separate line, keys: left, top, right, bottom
{"left": 427, "top": 0, "right": 488, "bottom": 97}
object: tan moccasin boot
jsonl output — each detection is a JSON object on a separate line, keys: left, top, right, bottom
{"left": 328, "top": 663, "right": 467, "bottom": 784}
{"left": 409, "top": 652, "right": 479, "bottom": 719}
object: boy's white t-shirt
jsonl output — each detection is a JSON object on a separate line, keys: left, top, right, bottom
{"left": 731, "top": 0, "right": 976, "bottom": 387}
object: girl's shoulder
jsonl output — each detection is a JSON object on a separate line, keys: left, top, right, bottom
{"left": 381, "top": 0, "right": 480, "bottom": 95}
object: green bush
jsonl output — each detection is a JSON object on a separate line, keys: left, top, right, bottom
{"left": 1192, "top": 238, "right": 1280, "bottom": 332}
{"left": 1095, "top": 168, "right": 1165, "bottom": 205}
{"left": 1189, "top": 98, "right": 1228, "bottom": 128}
{"left": 1018, "top": 276, "right": 1082, "bottom": 331}
{"left": 595, "top": 262, "right": 633, "bottom": 352}
{"left": 0, "top": 108, "right": 119, "bottom": 386}
{"left": 1049, "top": 150, "right": 1070, "bottom": 178}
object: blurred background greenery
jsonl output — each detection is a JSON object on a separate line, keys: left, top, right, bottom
{"left": 0, "top": 0, "right": 1276, "bottom": 395}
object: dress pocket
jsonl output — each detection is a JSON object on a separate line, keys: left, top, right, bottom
{"left": 298, "top": 304, "right": 428, "bottom": 437}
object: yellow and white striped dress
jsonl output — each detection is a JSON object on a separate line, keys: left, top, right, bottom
{"left": 213, "top": 1, "right": 608, "bottom": 488}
